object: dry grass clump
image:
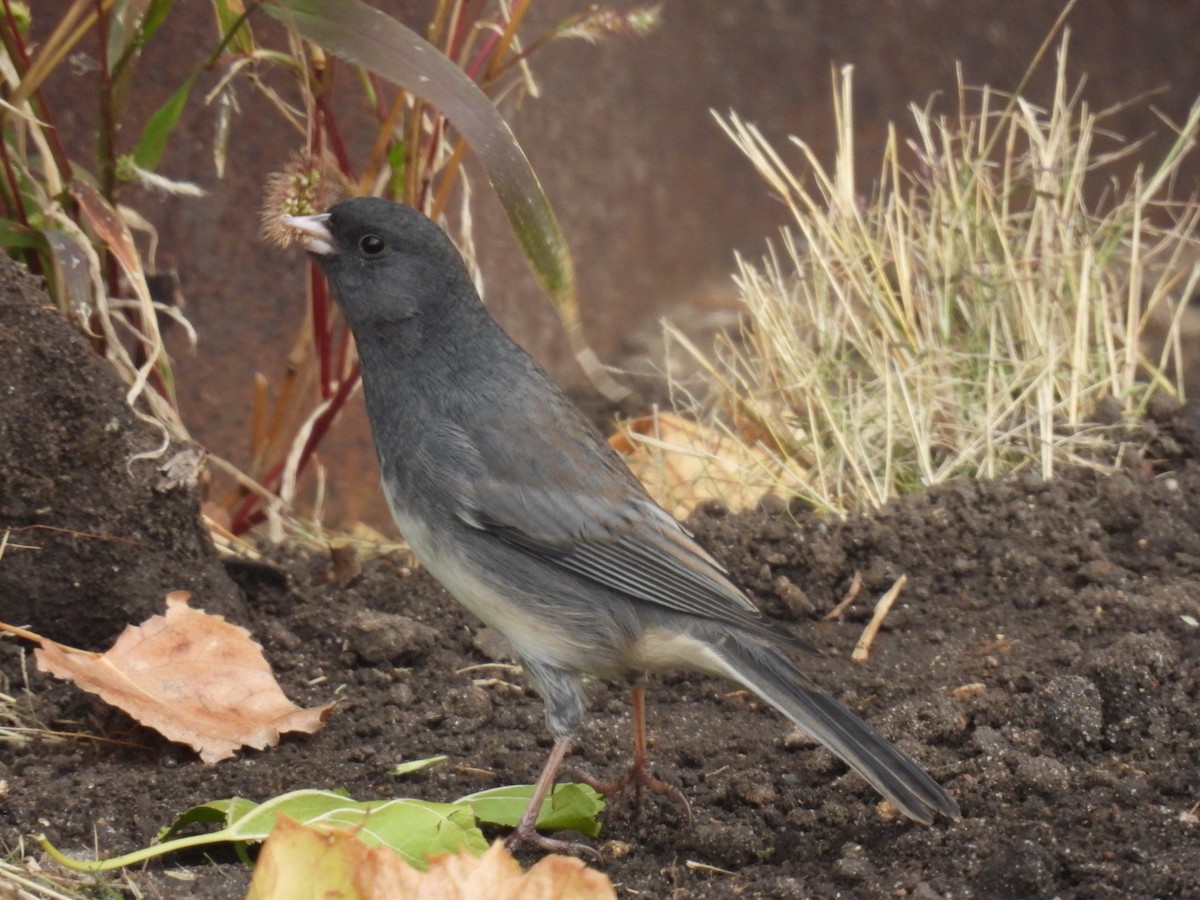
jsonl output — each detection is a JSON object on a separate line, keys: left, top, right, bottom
{"left": 667, "top": 44, "right": 1200, "bottom": 515}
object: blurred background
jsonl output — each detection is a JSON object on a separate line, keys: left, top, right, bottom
{"left": 35, "top": 0, "right": 1200, "bottom": 526}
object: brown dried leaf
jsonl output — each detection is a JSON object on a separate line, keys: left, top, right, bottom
{"left": 35, "top": 592, "right": 330, "bottom": 762}
{"left": 610, "top": 411, "right": 800, "bottom": 518}
{"left": 70, "top": 179, "right": 146, "bottom": 288}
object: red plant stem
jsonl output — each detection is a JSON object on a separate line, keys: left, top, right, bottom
{"left": 445, "top": 0, "right": 467, "bottom": 57}
{"left": 319, "top": 101, "right": 353, "bottom": 175}
{"left": 91, "top": 0, "right": 136, "bottom": 366}
{"left": 0, "top": 141, "right": 39, "bottom": 275}
{"left": 0, "top": 0, "right": 73, "bottom": 182}
{"left": 447, "top": 0, "right": 486, "bottom": 60}
{"left": 94, "top": 0, "right": 116, "bottom": 200}
{"left": 464, "top": 30, "right": 500, "bottom": 81}
{"left": 416, "top": 0, "right": 486, "bottom": 210}
{"left": 484, "top": 0, "right": 531, "bottom": 81}
{"left": 0, "top": 0, "right": 68, "bottom": 249}
{"left": 416, "top": 116, "right": 445, "bottom": 209}
{"left": 309, "top": 256, "right": 332, "bottom": 399}
{"left": 0, "top": 0, "right": 28, "bottom": 86}
{"left": 306, "top": 58, "right": 346, "bottom": 400}
{"left": 229, "top": 361, "right": 362, "bottom": 534}
{"left": 334, "top": 317, "right": 354, "bottom": 384}
{"left": 315, "top": 60, "right": 354, "bottom": 176}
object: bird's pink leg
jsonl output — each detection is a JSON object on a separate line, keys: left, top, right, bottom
{"left": 505, "top": 738, "right": 602, "bottom": 860}
{"left": 576, "top": 681, "right": 693, "bottom": 822}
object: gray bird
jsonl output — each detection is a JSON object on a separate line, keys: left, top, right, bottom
{"left": 283, "top": 197, "right": 959, "bottom": 855}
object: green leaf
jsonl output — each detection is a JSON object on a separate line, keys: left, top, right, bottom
{"left": 263, "top": 0, "right": 586, "bottom": 325}
{"left": 110, "top": 0, "right": 179, "bottom": 74}
{"left": 131, "top": 73, "right": 197, "bottom": 172}
{"left": 5, "top": 2, "right": 30, "bottom": 35}
{"left": 460, "top": 783, "right": 605, "bottom": 838}
{"left": 40, "top": 781, "right": 602, "bottom": 875}
{"left": 138, "top": 0, "right": 178, "bottom": 44}
{"left": 157, "top": 796, "right": 258, "bottom": 843}
{"left": 389, "top": 755, "right": 447, "bottom": 777}
{"left": 40, "top": 789, "right": 487, "bottom": 873}
{"left": 109, "top": 0, "right": 180, "bottom": 120}
{"left": 347, "top": 799, "right": 486, "bottom": 867}
{"left": 213, "top": 0, "right": 255, "bottom": 56}
{"left": 220, "top": 790, "right": 487, "bottom": 866}
{"left": 387, "top": 140, "right": 408, "bottom": 199}
{"left": 38, "top": 779, "right": 607, "bottom": 875}
{"left": 0, "top": 220, "right": 48, "bottom": 251}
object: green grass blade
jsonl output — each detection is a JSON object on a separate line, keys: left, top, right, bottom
{"left": 213, "top": 0, "right": 255, "bottom": 56}
{"left": 131, "top": 72, "right": 197, "bottom": 172}
{"left": 0, "top": 220, "right": 48, "bottom": 250}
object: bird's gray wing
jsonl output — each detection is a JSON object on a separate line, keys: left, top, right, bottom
{"left": 425, "top": 415, "right": 767, "bottom": 630}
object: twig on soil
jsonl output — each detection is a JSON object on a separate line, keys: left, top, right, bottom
{"left": 0, "top": 621, "right": 68, "bottom": 648}
{"left": 0, "top": 855, "right": 95, "bottom": 900}
{"left": 456, "top": 663, "right": 523, "bottom": 675}
{"left": 471, "top": 677, "right": 524, "bottom": 692}
{"left": 852, "top": 574, "right": 907, "bottom": 663}
{"left": 685, "top": 860, "right": 737, "bottom": 876}
{"left": 2, "top": 525, "right": 145, "bottom": 547}
{"left": 455, "top": 765, "right": 499, "bottom": 778}
{"left": 823, "top": 570, "right": 864, "bottom": 621}
{"left": 204, "top": 515, "right": 262, "bottom": 560}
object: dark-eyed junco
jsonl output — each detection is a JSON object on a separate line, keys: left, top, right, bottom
{"left": 283, "top": 197, "right": 958, "bottom": 855}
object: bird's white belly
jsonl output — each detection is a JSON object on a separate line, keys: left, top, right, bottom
{"left": 384, "top": 493, "right": 588, "bottom": 667}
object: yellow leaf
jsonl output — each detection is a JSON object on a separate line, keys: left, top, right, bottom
{"left": 247, "top": 823, "right": 615, "bottom": 900}
{"left": 247, "top": 815, "right": 370, "bottom": 900}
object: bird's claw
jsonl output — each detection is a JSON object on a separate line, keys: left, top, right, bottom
{"left": 504, "top": 821, "right": 603, "bottom": 864}
{"left": 571, "top": 764, "right": 693, "bottom": 824}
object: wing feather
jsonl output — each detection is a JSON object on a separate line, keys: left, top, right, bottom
{"left": 430, "top": 413, "right": 773, "bottom": 633}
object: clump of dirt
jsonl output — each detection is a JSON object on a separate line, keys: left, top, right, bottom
{"left": 0, "top": 255, "right": 245, "bottom": 646}
{"left": 1, "top": 261, "right": 1197, "bottom": 898}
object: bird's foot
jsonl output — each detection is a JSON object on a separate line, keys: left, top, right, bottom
{"left": 572, "top": 762, "right": 693, "bottom": 824}
{"left": 503, "top": 820, "right": 603, "bottom": 863}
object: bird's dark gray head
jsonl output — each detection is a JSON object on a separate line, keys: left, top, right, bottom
{"left": 283, "top": 197, "right": 479, "bottom": 332}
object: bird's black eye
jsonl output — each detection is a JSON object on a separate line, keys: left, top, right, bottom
{"left": 359, "top": 234, "right": 386, "bottom": 256}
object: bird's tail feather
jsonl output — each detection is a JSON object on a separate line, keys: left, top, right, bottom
{"left": 710, "top": 635, "right": 959, "bottom": 823}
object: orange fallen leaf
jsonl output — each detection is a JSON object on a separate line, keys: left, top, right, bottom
{"left": 30, "top": 591, "right": 330, "bottom": 762}
{"left": 247, "top": 818, "right": 616, "bottom": 900}
{"left": 610, "top": 411, "right": 800, "bottom": 518}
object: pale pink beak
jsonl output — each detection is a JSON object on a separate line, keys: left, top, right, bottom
{"left": 282, "top": 213, "right": 335, "bottom": 255}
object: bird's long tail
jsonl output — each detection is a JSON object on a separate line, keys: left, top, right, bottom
{"left": 709, "top": 635, "right": 959, "bottom": 823}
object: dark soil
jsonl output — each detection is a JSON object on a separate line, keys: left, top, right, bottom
{"left": 1, "top": 257, "right": 1198, "bottom": 899}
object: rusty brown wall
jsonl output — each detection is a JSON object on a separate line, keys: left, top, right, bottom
{"left": 32, "top": 0, "right": 1200, "bottom": 526}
